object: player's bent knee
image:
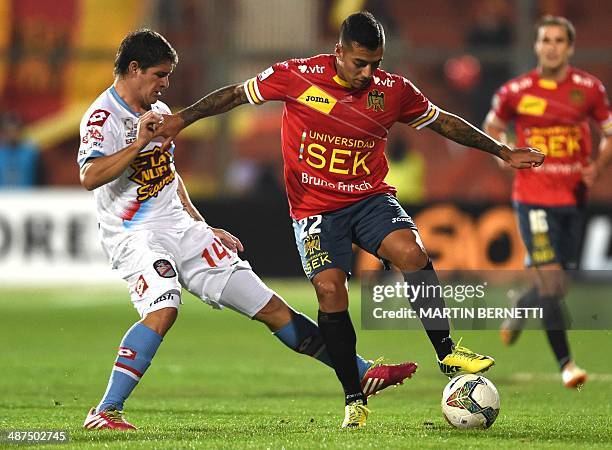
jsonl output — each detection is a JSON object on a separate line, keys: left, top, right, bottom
{"left": 312, "top": 279, "right": 348, "bottom": 311}
{"left": 393, "top": 245, "right": 429, "bottom": 272}
{"left": 543, "top": 280, "right": 567, "bottom": 298}
{"left": 313, "top": 279, "right": 341, "bottom": 300}
{"left": 141, "top": 306, "right": 178, "bottom": 336}
{"left": 253, "top": 295, "right": 292, "bottom": 330}
{"left": 537, "top": 267, "right": 567, "bottom": 298}
{"left": 541, "top": 284, "right": 567, "bottom": 299}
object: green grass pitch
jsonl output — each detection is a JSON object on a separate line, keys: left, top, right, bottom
{"left": 1, "top": 280, "right": 610, "bottom": 449}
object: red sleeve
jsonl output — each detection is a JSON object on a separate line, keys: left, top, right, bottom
{"left": 398, "top": 78, "right": 439, "bottom": 129}
{"left": 243, "top": 61, "right": 292, "bottom": 104}
{"left": 590, "top": 80, "right": 612, "bottom": 136}
{"left": 491, "top": 85, "right": 515, "bottom": 123}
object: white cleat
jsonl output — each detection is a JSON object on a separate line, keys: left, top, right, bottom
{"left": 562, "top": 362, "right": 587, "bottom": 389}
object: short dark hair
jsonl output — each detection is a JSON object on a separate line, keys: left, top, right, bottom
{"left": 536, "top": 16, "right": 576, "bottom": 44}
{"left": 339, "top": 11, "right": 385, "bottom": 51}
{"left": 114, "top": 29, "right": 178, "bottom": 76}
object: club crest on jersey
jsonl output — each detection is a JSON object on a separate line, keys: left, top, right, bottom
{"left": 135, "top": 275, "right": 148, "bottom": 296}
{"left": 153, "top": 259, "right": 176, "bottom": 278}
{"left": 366, "top": 89, "right": 385, "bottom": 112}
{"left": 118, "top": 347, "right": 137, "bottom": 360}
{"left": 304, "top": 234, "right": 321, "bottom": 256}
{"left": 569, "top": 88, "right": 585, "bottom": 106}
{"left": 129, "top": 146, "right": 176, "bottom": 202}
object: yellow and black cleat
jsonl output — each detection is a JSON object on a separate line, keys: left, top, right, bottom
{"left": 341, "top": 400, "right": 370, "bottom": 428}
{"left": 438, "top": 338, "right": 495, "bottom": 378}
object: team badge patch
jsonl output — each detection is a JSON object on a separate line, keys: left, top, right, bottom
{"left": 304, "top": 234, "right": 321, "bottom": 256}
{"left": 118, "top": 347, "right": 137, "bottom": 360}
{"left": 366, "top": 89, "right": 385, "bottom": 112}
{"left": 153, "top": 259, "right": 176, "bottom": 278}
{"left": 135, "top": 275, "right": 148, "bottom": 296}
{"left": 569, "top": 88, "right": 585, "bottom": 106}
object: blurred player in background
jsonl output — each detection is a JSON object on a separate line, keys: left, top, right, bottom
{"left": 158, "top": 12, "right": 544, "bottom": 427}
{"left": 78, "top": 29, "right": 417, "bottom": 431}
{"left": 484, "top": 16, "right": 612, "bottom": 388}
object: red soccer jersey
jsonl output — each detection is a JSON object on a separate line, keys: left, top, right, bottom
{"left": 243, "top": 54, "right": 439, "bottom": 219}
{"left": 492, "top": 67, "right": 612, "bottom": 206}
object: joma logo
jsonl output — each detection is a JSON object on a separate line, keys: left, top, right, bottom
{"left": 305, "top": 95, "right": 330, "bottom": 104}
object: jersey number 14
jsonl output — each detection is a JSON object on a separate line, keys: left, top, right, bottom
{"left": 201, "top": 237, "right": 230, "bottom": 267}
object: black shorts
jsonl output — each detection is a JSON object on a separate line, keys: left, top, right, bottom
{"left": 514, "top": 201, "right": 584, "bottom": 270}
{"left": 292, "top": 194, "right": 417, "bottom": 279}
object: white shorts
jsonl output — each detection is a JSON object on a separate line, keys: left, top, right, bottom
{"left": 112, "top": 221, "right": 274, "bottom": 318}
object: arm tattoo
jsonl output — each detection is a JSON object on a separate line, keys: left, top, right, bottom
{"left": 427, "top": 110, "right": 504, "bottom": 156}
{"left": 179, "top": 83, "right": 248, "bottom": 126}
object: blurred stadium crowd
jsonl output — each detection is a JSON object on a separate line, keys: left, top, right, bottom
{"left": 0, "top": 0, "right": 611, "bottom": 203}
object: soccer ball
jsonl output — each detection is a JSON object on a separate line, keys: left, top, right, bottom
{"left": 441, "top": 374, "right": 500, "bottom": 429}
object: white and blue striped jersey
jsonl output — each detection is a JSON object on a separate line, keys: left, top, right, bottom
{"left": 78, "top": 86, "right": 190, "bottom": 261}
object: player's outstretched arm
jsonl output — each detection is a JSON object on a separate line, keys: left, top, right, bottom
{"left": 427, "top": 110, "right": 544, "bottom": 169}
{"left": 79, "top": 111, "right": 163, "bottom": 190}
{"left": 156, "top": 83, "right": 248, "bottom": 150}
{"left": 180, "top": 83, "right": 249, "bottom": 125}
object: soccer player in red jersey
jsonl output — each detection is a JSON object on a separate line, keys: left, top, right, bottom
{"left": 159, "top": 12, "right": 543, "bottom": 427}
{"left": 484, "top": 16, "right": 612, "bottom": 388}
